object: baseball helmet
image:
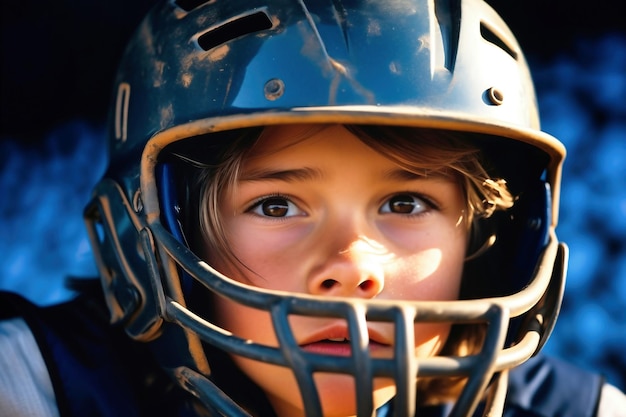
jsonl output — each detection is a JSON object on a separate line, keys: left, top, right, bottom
{"left": 84, "top": 0, "right": 567, "bottom": 415}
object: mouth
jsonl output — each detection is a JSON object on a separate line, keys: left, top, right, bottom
{"left": 299, "top": 326, "right": 391, "bottom": 356}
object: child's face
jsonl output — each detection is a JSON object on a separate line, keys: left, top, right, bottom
{"left": 207, "top": 124, "right": 468, "bottom": 416}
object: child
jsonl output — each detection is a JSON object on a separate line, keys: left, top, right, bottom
{"left": 1, "top": 0, "right": 624, "bottom": 416}
{"left": 179, "top": 123, "right": 514, "bottom": 416}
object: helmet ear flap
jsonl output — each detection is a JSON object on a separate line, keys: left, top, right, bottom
{"left": 462, "top": 179, "right": 564, "bottom": 349}
{"left": 84, "top": 179, "right": 166, "bottom": 341}
{"left": 85, "top": 178, "right": 213, "bottom": 376}
{"left": 515, "top": 243, "right": 568, "bottom": 354}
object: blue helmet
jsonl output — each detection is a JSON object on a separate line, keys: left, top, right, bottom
{"left": 84, "top": 0, "right": 567, "bottom": 415}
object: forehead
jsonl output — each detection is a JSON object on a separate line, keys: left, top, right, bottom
{"left": 244, "top": 124, "right": 463, "bottom": 180}
{"left": 248, "top": 124, "right": 338, "bottom": 156}
{"left": 243, "top": 124, "right": 391, "bottom": 174}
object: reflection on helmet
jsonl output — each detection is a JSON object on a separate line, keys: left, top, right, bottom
{"left": 84, "top": 0, "right": 567, "bottom": 416}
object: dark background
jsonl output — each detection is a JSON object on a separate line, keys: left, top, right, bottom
{"left": 1, "top": 0, "right": 625, "bottom": 392}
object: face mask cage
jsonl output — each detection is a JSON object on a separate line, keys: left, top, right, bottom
{"left": 147, "top": 216, "right": 564, "bottom": 417}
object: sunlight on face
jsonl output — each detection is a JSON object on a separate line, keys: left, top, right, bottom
{"left": 207, "top": 124, "right": 468, "bottom": 417}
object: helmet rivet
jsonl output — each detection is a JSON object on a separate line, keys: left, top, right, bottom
{"left": 133, "top": 189, "right": 143, "bottom": 213}
{"left": 264, "top": 78, "right": 285, "bottom": 101}
{"left": 486, "top": 87, "right": 504, "bottom": 106}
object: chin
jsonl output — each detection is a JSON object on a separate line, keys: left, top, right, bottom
{"left": 313, "top": 373, "right": 397, "bottom": 416}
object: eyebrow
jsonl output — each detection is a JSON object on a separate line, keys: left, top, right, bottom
{"left": 239, "top": 167, "right": 323, "bottom": 182}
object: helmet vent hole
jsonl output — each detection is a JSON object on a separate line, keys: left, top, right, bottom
{"left": 175, "top": 0, "right": 215, "bottom": 12}
{"left": 480, "top": 22, "right": 518, "bottom": 61}
{"left": 197, "top": 11, "right": 273, "bottom": 51}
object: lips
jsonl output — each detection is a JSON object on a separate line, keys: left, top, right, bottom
{"left": 299, "top": 324, "right": 391, "bottom": 356}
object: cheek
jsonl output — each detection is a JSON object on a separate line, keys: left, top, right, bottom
{"left": 216, "top": 219, "right": 313, "bottom": 290}
{"left": 213, "top": 295, "right": 278, "bottom": 346}
{"left": 382, "top": 244, "right": 466, "bottom": 301}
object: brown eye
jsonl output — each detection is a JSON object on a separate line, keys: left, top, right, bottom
{"left": 261, "top": 197, "right": 289, "bottom": 217}
{"left": 380, "top": 193, "right": 427, "bottom": 215}
{"left": 250, "top": 196, "right": 303, "bottom": 218}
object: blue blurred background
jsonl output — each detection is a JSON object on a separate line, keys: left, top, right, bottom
{"left": 1, "top": 0, "right": 625, "bottom": 391}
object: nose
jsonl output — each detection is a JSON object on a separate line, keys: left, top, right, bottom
{"left": 307, "top": 237, "right": 387, "bottom": 298}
